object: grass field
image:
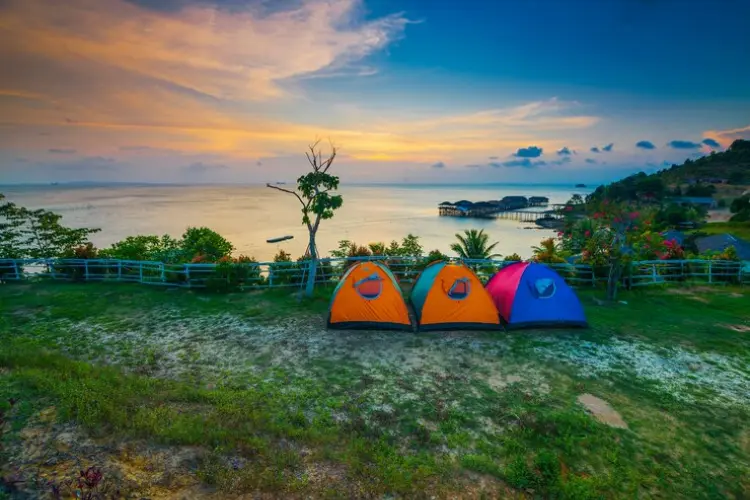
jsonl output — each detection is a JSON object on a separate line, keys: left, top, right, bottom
{"left": 698, "top": 220, "right": 750, "bottom": 241}
{"left": 1, "top": 282, "right": 749, "bottom": 499}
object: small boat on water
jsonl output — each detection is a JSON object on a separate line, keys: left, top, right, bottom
{"left": 267, "top": 235, "right": 294, "bottom": 243}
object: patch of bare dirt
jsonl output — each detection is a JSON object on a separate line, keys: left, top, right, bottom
{"left": 718, "top": 323, "right": 750, "bottom": 333}
{"left": 665, "top": 288, "right": 710, "bottom": 303}
{"left": 1, "top": 406, "right": 207, "bottom": 499}
{"left": 577, "top": 394, "right": 628, "bottom": 429}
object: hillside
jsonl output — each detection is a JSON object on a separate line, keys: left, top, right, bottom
{"left": 588, "top": 139, "right": 750, "bottom": 204}
{"left": 658, "top": 139, "right": 750, "bottom": 185}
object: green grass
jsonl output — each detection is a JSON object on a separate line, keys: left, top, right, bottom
{"left": 1, "top": 281, "right": 749, "bottom": 498}
{"left": 697, "top": 220, "right": 750, "bottom": 240}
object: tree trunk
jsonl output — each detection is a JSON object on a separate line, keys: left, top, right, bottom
{"left": 607, "top": 259, "right": 622, "bottom": 301}
{"left": 304, "top": 232, "right": 318, "bottom": 297}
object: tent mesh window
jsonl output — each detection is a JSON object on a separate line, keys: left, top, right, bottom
{"left": 354, "top": 274, "right": 383, "bottom": 300}
{"left": 531, "top": 278, "right": 556, "bottom": 299}
{"left": 447, "top": 278, "right": 470, "bottom": 300}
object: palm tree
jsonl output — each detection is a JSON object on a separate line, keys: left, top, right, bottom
{"left": 450, "top": 229, "right": 501, "bottom": 260}
{"left": 532, "top": 238, "right": 567, "bottom": 263}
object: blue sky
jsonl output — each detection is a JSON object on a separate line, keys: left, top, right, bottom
{"left": 1, "top": 0, "right": 749, "bottom": 184}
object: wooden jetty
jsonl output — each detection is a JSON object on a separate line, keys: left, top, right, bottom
{"left": 438, "top": 196, "right": 565, "bottom": 221}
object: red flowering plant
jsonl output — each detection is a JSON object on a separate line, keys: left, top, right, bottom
{"left": 559, "top": 199, "right": 656, "bottom": 300}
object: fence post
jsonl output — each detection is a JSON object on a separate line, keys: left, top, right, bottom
{"left": 708, "top": 261, "right": 713, "bottom": 284}
{"left": 161, "top": 263, "right": 166, "bottom": 282}
{"left": 84, "top": 260, "right": 89, "bottom": 281}
{"left": 185, "top": 265, "right": 190, "bottom": 288}
{"left": 117, "top": 261, "right": 122, "bottom": 281}
{"left": 13, "top": 260, "right": 20, "bottom": 280}
{"left": 590, "top": 265, "right": 595, "bottom": 287}
{"left": 139, "top": 261, "right": 143, "bottom": 283}
{"left": 269, "top": 263, "right": 274, "bottom": 287}
{"left": 651, "top": 263, "right": 657, "bottom": 284}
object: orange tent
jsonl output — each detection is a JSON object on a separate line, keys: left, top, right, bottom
{"left": 410, "top": 261, "right": 500, "bottom": 331}
{"left": 327, "top": 261, "right": 412, "bottom": 330}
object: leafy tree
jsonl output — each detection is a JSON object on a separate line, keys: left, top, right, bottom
{"left": 729, "top": 195, "right": 750, "bottom": 222}
{"left": 450, "top": 229, "right": 501, "bottom": 260}
{"left": 0, "top": 193, "right": 100, "bottom": 259}
{"left": 180, "top": 227, "right": 234, "bottom": 262}
{"left": 267, "top": 140, "right": 343, "bottom": 297}
{"left": 654, "top": 203, "right": 702, "bottom": 228}
{"left": 504, "top": 252, "right": 523, "bottom": 262}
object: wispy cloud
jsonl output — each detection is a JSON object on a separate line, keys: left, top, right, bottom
{"left": 585, "top": 158, "right": 598, "bottom": 164}
{"left": 636, "top": 140, "right": 656, "bottom": 149}
{"left": 182, "top": 161, "right": 229, "bottom": 174}
{"left": 431, "top": 161, "right": 446, "bottom": 169}
{"left": 556, "top": 147, "right": 574, "bottom": 156}
{"left": 590, "top": 146, "right": 600, "bottom": 153}
{"left": 701, "top": 138, "right": 720, "bottom": 148}
{"left": 602, "top": 143, "right": 614, "bottom": 152}
{"left": 48, "top": 148, "right": 77, "bottom": 154}
{"left": 492, "top": 159, "right": 546, "bottom": 168}
{"left": 702, "top": 125, "right": 750, "bottom": 147}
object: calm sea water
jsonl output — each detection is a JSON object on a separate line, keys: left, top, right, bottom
{"left": 1, "top": 183, "right": 595, "bottom": 261}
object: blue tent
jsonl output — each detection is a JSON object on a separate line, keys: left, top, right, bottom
{"left": 485, "top": 262, "right": 588, "bottom": 329}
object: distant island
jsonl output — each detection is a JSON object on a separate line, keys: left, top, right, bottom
{"left": 575, "top": 183, "right": 587, "bottom": 188}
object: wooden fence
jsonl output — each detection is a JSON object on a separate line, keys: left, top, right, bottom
{"left": 0, "top": 257, "right": 747, "bottom": 290}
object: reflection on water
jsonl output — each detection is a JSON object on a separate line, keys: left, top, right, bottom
{"left": 2, "top": 184, "right": 594, "bottom": 261}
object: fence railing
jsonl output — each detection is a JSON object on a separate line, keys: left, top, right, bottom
{"left": 0, "top": 257, "right": 748, "bottom": 290}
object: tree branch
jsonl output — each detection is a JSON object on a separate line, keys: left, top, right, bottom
{"left": 266, "top": 183, "right": 305, "bottom": 207}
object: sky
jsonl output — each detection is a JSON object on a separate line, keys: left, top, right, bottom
{"left": 1, "top": 0, "right": 749, "bottom": 185}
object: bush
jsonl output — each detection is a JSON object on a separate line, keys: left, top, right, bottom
{"left": 56, "top": 243, "right": 99, "bottom": 282}
{"left": 205, "top": 255, "right": 261, "bottom": 293}
{"left": 99, "top": 234, "right": 181, "bottom": 262}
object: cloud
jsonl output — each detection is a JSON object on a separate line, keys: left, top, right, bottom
{"left": 513, "top": 146, "right": 543, "bottom": 158}
{"left": 465, "top": 164, "right": 482, "bottom": 168}
{"left": 493, "top": 159, "right": 546, "bottom": 168}
{"left": 256, "top": 161, "right": 263, "bottom": 166}
{"left": 636, "top": 140, "right": 656, "bottom": 150}
{"left": 431, "top": 161, "right": 446, "bottom": 169}
{"left": 668, "top": 140, "right": 702, "bottom": 149}
{"left": 556, "top": 147, "right": 573, "bottom": 156}
{"left": 48, "top": 148, "right": 77, "bottom": 154}
{"left": 702, "top": 125, "right": 750, "bottom": 147}
{"left": 182, "top": 161, "right": 229, "bottom": 174}
{"left": 702, "top": 138, "right": 720, "bottom": 148}
{"left": 0, "top": 0, "right": 411, "bottom": 102}
{"left": 590, "top": 147, "right": 600, "bottom": 153}
{"left": 488, "top": 156, "right": 499, "bottom": 160}
{"left": 118, "top": 145, "right": 153, "bottom": 151}
{"left": 602, "top": 143, "right": 614, "bottom": 152}
{"left": 585, "top": 158, "right": 598, "bottom": 164}
{"left": 550, "top": 157, "right": 572, "bottom": 165}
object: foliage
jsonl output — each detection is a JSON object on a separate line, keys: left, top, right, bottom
{"left": 531, "top": 238, "right": 567, "bottom": 264}
{"left": 586, "top": 172, "right": 666, "bottom": 204}
{"left": 180, "top": 227, "right": 234, "bottom": 262}
{"left": 654, "top": 203, "right": 704, "bottom": 228}
{"left": 504, "top": 252, "right": 523, "bottom": 262}
{"left": 99, "top": 234, "right": 181, "bottom": 262}
{"left": 0, "top": 193, "right": 100, "bottom": 259}
{"left": 266, "top": 140, "right": 343, "bottom": 297}
{"left": 684, "top": 183, "right": 717, "bottom": 197}
{"left": 450, "top": 229, "right": 501, "bottom": 260}
{"left": 205, "top": 255, "right": 261, "bottom": 293}
{"left": 729, "top": 195, "right": 750, "bottom": 222}
{"left": 727, "top": 171, "right": 746, "bottom": 185}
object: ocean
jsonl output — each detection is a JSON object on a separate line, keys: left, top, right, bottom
{"left": 1, "top": 183, "right": 596, "bottom": 261}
